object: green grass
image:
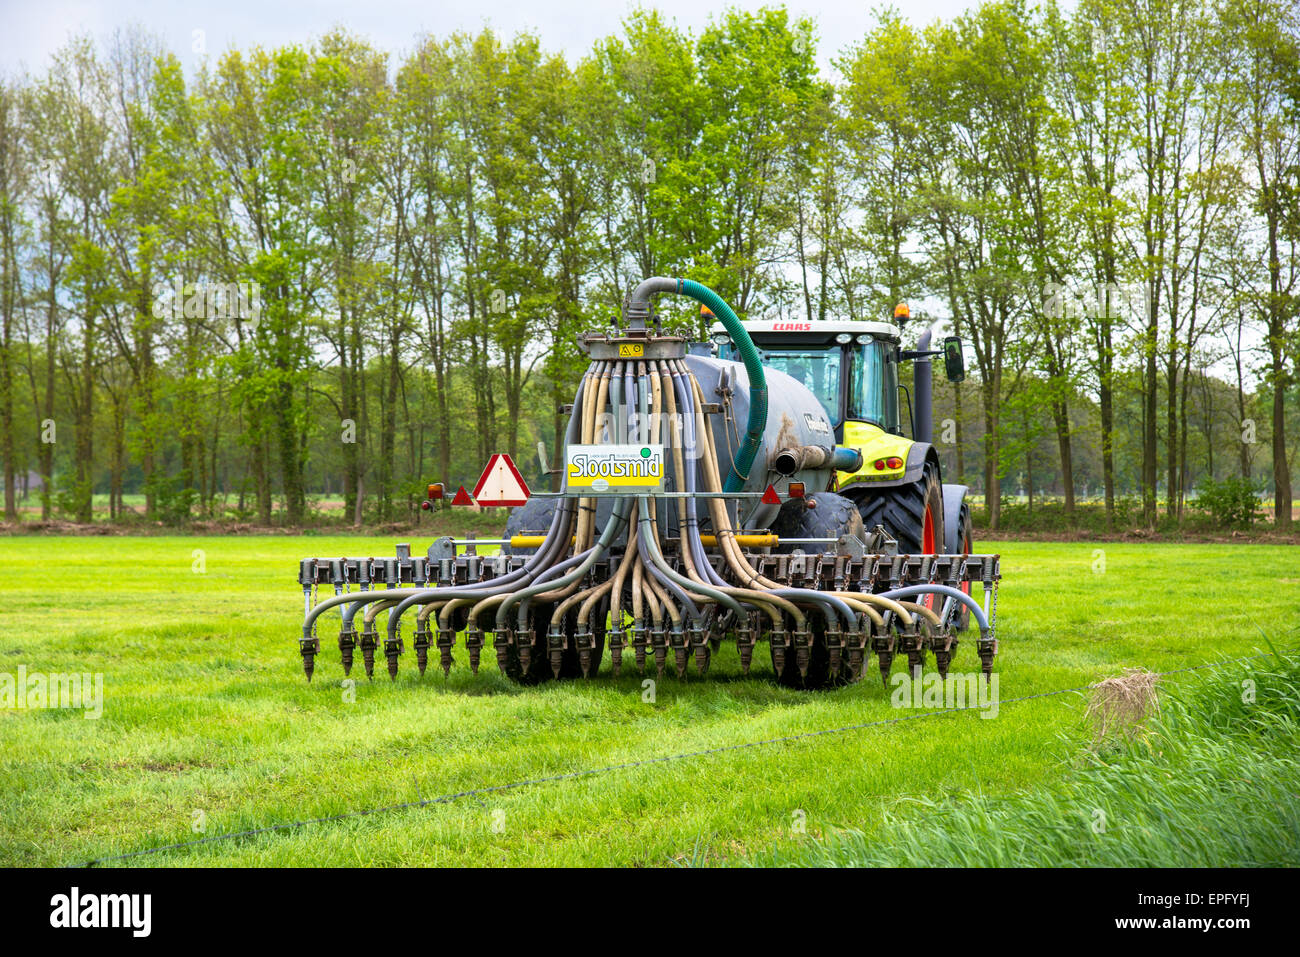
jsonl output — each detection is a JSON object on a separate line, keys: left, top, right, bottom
{"left": 753, "top": 651, "right": 1300, "bottom": 866}
{"left": 0, "top": 536, "right": 1296, "bottom": 867}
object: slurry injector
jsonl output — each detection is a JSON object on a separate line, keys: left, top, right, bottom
{"left": 295, "top": 278, "right": 1000, "bottom": 689}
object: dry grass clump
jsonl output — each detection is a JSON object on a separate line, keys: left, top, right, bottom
{"left": 1086, "top": 668, "right": 1162, "bottom": 745}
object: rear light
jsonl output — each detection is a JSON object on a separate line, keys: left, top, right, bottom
{"left": 873, "top": 459, "right": 887, "bottom": 470}
{"left": 886, "top": 456, "right": 903, "bottom": 469}
{"left": 420, "top": 501, "right": 432, "bottom": 511}
{"left": 788, "top": 482, "right": 805, "bottom": 498}
{"left": 427, "top": 483, "right": 444, "bottom": 500}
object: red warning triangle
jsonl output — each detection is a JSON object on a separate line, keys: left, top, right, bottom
{"left": 761, "top": 484, "right": 782, "bottom": 505}
{"left": 451, "top": 485, "right": 475, "bottom": 507}
{"left": 472, "top": 453, "right": 531, "bottom": 507}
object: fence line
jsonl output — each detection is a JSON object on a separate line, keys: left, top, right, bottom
{"left": 76, "top": 648, "right": 1289, "bottom": 867}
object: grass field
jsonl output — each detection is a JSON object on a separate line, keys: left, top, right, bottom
{"left": 1, "top": 536, "right": 1297, "bottom": 867}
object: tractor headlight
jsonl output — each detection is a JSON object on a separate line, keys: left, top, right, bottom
{"left": 856, "top": 334, "right": 872, "bottom": 344}
{"left": 711, "top": 333, "right": 730, "bottom": 345}
{"left": 834, "top": 333, "right": 852, "bottom": 344}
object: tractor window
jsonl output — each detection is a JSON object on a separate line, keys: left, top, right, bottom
{"left": 848, "top": 339, "right": 897, "bottom": 430}
{"left": 758, "top": 349, "right": 843, "bottom": 425}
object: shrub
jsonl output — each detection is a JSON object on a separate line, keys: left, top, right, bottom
{"left": 145, "top": 473, "right": 199, "bottom": 525}
{"left": 1191, "top": 476, "right": 1263, "bottom": 528}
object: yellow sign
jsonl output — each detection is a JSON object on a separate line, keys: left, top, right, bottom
{"left": 566, "top": 444, "right": 664, "bottom": 493}
{"left": 618, "top": 343, "right": 644, "bottom": 358}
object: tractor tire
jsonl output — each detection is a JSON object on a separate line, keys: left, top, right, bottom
{"left": 769, "top": 490, "right": 865, "bottom": 552}
{"left": 554, "top": 599, "right": 608, "bottom": 679}
{"left": 766, "top": 491, "right": 863, "bottom": 690}
{"left": 501, "top": 496, "right": 560, "bottom": 556}
{"left": 500, "top": 611, "right": 553, "bottom": 686}
{"left": 855, "top": 466, "right": 945, "bottom": 555}
{"left": 500, "top": 600, "right": 607, "bottom": 684}
{"left": 770, "top": 612, "right": 854, "bottom": 690}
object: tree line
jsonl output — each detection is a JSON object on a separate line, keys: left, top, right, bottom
{"left": 0, "top": 0, "right": 1296, "bottom": 530}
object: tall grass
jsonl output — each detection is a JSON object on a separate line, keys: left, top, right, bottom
{"left": 754, "top": 651, "right": 1300, "bottom": 867}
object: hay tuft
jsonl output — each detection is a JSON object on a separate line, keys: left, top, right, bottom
{"left": 1086, "top": 668, "right": 1162, "bottom": 745}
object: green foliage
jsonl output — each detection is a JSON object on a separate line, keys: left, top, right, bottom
{"left": 974, "top": 497, "right": 1144, "bottom": 533}
{"left": 144, "top": 472, "right": 199, "bottom": 526}
{"left": 53, "top": 471, "right": 92, "bottom": 521}
{"left": 1, "top": 5, "right": 1297, "bottom": 531}
{"left": 1192, "top": 476, "right": 1264, "bottom": 528}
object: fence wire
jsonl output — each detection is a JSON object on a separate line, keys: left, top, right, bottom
{"left": 75, "top": 648, "right": 1288, "bottom": 867}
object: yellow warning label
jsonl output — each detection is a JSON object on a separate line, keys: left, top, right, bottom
{"left": 618, "top": 343, "right": 644, "bottom": 358}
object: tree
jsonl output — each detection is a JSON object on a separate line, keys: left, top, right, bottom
{"left": 1224, "top": 0, "right": 1300, "bottom": 528}
{"left": 0, "top": 76, "right": 28, "bottom": 521}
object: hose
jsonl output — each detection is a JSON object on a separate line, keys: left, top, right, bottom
{"left": 375, "top": 367, "right": 593, "bottom": 641}
{"left": 877, "top": 584, "right": 990, "bottom": 635}
{"left": 682, "top": 361, "right": 855, "bottom": 629}
{"left": 627, "top": 277, "right": 766, "bottom": 492}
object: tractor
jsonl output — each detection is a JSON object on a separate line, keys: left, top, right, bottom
{"left": 707, "top": 301, "right": 974, "bottom": 573}
{"left": 294, "top": 279, "right": 999, "bottom": 690}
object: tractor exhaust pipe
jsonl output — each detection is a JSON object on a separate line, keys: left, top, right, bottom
{"left": 914, "top": 328, "right": 934, "bottom": 446}
{"left": 772, "top": 445, "right": 863, "bottom": 476}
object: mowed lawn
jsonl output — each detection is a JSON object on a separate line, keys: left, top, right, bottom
{"left": 0, "top": 535, "right": 1295, "bottom": 867}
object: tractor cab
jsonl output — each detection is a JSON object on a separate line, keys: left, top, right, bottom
{"left": 709, "top": 319, "right": 903, "bottom": 445}
{"left": 708, "top": 304, "right": 964, "bottom": 495}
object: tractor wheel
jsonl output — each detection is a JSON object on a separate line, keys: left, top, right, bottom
{"left": 501, "top": 601, "right": 606, "bottom": 684}
{"left": 856, "top": 466, "right": 945, "bottom": 556}
{"left": 555, "top": 599, "right": 608, "bottom": 679}
{"left": 500, "top": 601, "right": 560, "bottom": 685}
{"left": 500, "top": 623, "right": 552, "bottom": 686}
{"left": 769, "top": 490, "right": 865, "bottom": 552}
{"left": 770, "top": 612, "right": 854, "bottom": 690}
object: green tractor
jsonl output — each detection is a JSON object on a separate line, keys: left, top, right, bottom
{"left": 709, "top": 302, "right": 973, "bottom": 562}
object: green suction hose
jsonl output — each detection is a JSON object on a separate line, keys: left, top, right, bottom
{"left": 626, "top": 277, "right": 767, "bottom": 493}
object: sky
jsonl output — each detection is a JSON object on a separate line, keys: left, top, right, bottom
{"left": 0, "top": 0, "right": 982, "bottom": 77}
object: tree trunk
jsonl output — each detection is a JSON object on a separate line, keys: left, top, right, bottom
{"left": 1271, "top": 348, "right": 1292, "bottom": 528}
{"left": 41, "top": 267, "right": 56, "bottom": 521}
{"left": 74, "top": 312, "right": 95, "bottom": 523}
{"left": 1051, "top": 398, "right": 1074, "bottom": 523}
{"left": 1143, "top": 285, "right": 1159, "bottom": 527}
{"left": 0, "top": 257, "right": 13, "bottom": 522}
{"left": 953, "top": 379, "right": 966, "bottom": 485}
{"left": 983, "top": 379, "right": 1000, "bottom": 531}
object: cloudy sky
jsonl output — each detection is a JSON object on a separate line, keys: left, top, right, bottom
{"left": 1, "top": 0, "right": 981, "bottom": 76}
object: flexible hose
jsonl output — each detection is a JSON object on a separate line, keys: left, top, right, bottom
{"left": 877, "top": 584, "right": 990, "bottom": 635}
{"left": 627, "top": 277, "right": 766, "bottom": 492}
{"left": 377, "top": 368, "right": 592, "bottom": 640}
